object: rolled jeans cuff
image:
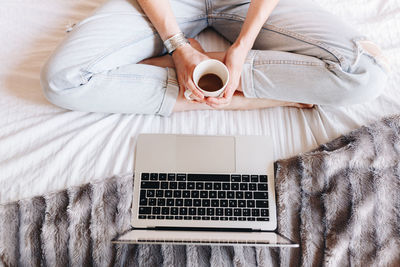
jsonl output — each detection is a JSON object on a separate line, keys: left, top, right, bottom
{"left": 157, "top": 67, "right": 179, "bottom": 116}
{"left": 241, "top": 50, "right": 258, "bottom": 98}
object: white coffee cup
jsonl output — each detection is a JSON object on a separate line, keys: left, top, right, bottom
{"left": 184, "top": 59, "right": 229, "bottom": 100}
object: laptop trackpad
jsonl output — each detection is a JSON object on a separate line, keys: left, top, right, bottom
{"left": 175, "top": 136, "right": 235, "bottom": 173}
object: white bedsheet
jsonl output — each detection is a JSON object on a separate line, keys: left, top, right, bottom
{"left": 1, "top": 0, "right": 399, "bottom": 204}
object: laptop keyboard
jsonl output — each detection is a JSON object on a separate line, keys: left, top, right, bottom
{"left": 138, "top": 173, "right": 269, "bottom": 221}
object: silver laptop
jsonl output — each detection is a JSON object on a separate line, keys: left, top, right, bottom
{"left": 114, "top": 134, "right": 298, "bottom": 247}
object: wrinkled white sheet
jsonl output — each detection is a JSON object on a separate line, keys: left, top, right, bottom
{"left": 1, "top": 0, "right": 399, "bottom": 204}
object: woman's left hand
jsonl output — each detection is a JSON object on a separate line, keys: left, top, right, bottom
{"left": 206, "top": 44, "right": 248, "bottom": 108}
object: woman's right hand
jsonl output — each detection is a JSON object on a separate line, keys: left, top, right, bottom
{"left": 171, "top": 44, "right": 209, "bottom": 102}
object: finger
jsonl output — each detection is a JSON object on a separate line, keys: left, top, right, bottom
{"left": 186, "top": 78, "right": 204, "bottom": 100}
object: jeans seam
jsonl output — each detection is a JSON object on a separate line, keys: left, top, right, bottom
{"left": 253, "top": 60, "right": 325, "bottom": 66}
{"left": 210, "top": 13, "right": 347, "bottom": 67}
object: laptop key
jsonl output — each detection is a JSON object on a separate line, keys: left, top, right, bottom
{"left": 187, "top": 182, "right": 195, "bottom": 189}
{"left": 178, "top": 182, "right": 186, "bottom": 189}
{"left": 194, "top": 199, "right": 201, "bottom": 206}
{"left": 167, "top": 173, "right": 176, "bottom": 181}
{"left": 171, "top": 207, "right": 178, "bottom": 215}
{"left": 184, "top": 216, "right": 192, "bottom": 220}
{"left": 234, "top": 208, "right": 241, "bottom": 216}
{"left": 238, "top": 200, "right": 246, "bottom": 208}
{"left": 157, "top": 199, "right": 165, "bottom": 206}
{"left": 258, "top": 183, "right": 268, "bottom": 191}
{"left": 214, "top": 183, "right": 222, "bottom": 190}
{"left": 138, "top": 215, "right": 146, "bottom": 219}
{"left": 242, "top": 175, "right": 250, "bottom": 182}
{"left": 183, "top": 190, "right": 190, "bottom": 198}
{"left": 166, "top": 216, "right": 173, "bottom": 220}
{"left": 148, "top": 215, "right": 156, "bottom": 219}
{"left": 247, "top": 200, "right": 255, "bottom": 207}
{"left": 153, "top": 207, "right": 160, "bottom": 215}
{"left": 179, "top": 207, "right": 187, "bottom": 215}
{"left": 227, "top": 191, "right": 235, "bottom": 199}
{"left": 216, "top": 208, "right": 223, "bottom": 216}
{"left": 149, "top": 198, "right": 156, "bottom": 206}
{"left": 184, "top": 199, "right": 192, "bottom": 206}
{"left": 146, "top": 189, "right": 155, "bottom": 197}
{"left": 189, "top": 208, "right": 196, "bottom": 215}
{"left": 231, "top": 183, "right": 239, "bottom": 190}
{"left": 252, "top": 209, "right": 260, "bottom": 216}
{"left": 238, "top": 217, "right": 246, "bottom": 221}
{"left": 175, "top": 199, "right": 183, "bottom": 206}
{"left": 245, "top": 192, "right": 252, "bottom": 199}
{"left": 243, "top": 209, "right": 250, "bottom": 216}
{"left": 220, "top": 200, "right": 228, "bottom": 207}
{"left": 229, "top": 200, "right": 237, "bottom": 207}
{"left": 205, "top": 183, "right": 212, "bottom": 190}
{"left": 260, "top": 175, "right": 268, "bottom": 182}
{"left": 161, "top": 182, "right": 168, "bottom": 189}
{"left": 202, "top": 199, "right": 210, "bottom": 207}
{"left": 211, "top": 217, "right": 219, "bottom": 220}
{"left": 167, "top": 199, "right": 174, "bottom": 206}
{"left": 229, "top": 217, "right": 238, "bottom": 221}
{"left": 157, "top": 216, "right": 165, "bottom": 219}
{"left": 169, "top": 182, "right": 177, "bottom": 189}
{"left": 174, "top": 216, "right": 183, "bottom": 220}
{"left": 202, "top": 216, "right": 210, "bottom": 220}
{"left": 141, "top": 182, "right": 159, "bottom": 189}
{"left": 193, "top": 216, "right": 201, "bottom": 220}
{"left": 220, "top": 217, "right": 228, "bottom": 221}
{"left": 165, "top": 190, "right": 172, "bottom": 198}
{"left": 231, "top": 175, "right": 241, "bottom": 182}
{"left": 209, "top": 191, "right": 217, "bottom": 198}
{"left": 236, "top": 192, "right": 244, "bottom": 199}
{"left": 198, "top": 208, "right": 205, "bottom": 215}
{"left": 240, "top": 183, "right": 248, "bottom": 190}
{"left": 247, "top": 217, "right": 255, "bottom": 221}
{"left": 139, "top": 207, "right": 151, "bottom": 214}
{"left": 249, "top": 184, "right": 256, "bottom": 191}
{"left": 196, "top": 183, "right": 204, "bottom": 190}
{"left": 254, "top": 192, "right": 268, "bottom": 199}
{"left": 192, "top": 191, "right": 199, "bottom": 198}
{"left": 257, "top": 218, "right": 269, "bottom": 221}
{"left": 162, "top": 207, "right": 169, "bottom": 215}
{"left": 140, "top": 198, "right": 147, "bottom": 206}
{"left": 261, "top": 209, "right": 269, "bottom": 217}
{"left": 211, "top": 199, "right": 219, "bottom": 207}
{"left": 251, "top": 175, "right": 258, "bottom": 182}
{"left": 225, "top": 208, "right": 232, "bottom": 216}
{"left": 177, "top": 174, "right": 186, "bottom": 181}
{"left": 218, "top": 191, "right": 226, "bottom": 198}
{"left": 207, "top": 208, "right": 215, "bottom": 216}
{"left": 156, "top": 190, "right": 163, "bottom": 197}
{"left": 223, "top": 183, "right": 230, "bottom": 190}
{"left": 159, "top": 173, "right": 167, "bottom": 180}
{"left": 150, "top": 173, "right": 158, "bottom": 180}
{"left": 173, "top": 190, "right": 182, "bottom": 198}
{"left": 200, "top": 191, "right": 208, "bottom": 198}
{"left": 141, "top": 173, "right": 150, "bottom": 180}
{"left": 256, "top": 200, "right": 268, "bottom": 208}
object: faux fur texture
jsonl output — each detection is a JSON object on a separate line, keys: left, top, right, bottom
{"left": 1, "top": 115, "right": 400, "bottom": 266}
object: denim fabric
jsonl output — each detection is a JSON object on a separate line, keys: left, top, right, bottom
{"left": 40, "top": 0, "right": 388, "bottom": 116}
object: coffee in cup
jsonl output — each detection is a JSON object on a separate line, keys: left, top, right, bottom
{"left": 184, "top": 59, "right": 229, "bottom": 100}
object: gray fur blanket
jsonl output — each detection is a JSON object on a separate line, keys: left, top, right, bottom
{"left": 1, "top": 115, "right": 400, "bottom": 266}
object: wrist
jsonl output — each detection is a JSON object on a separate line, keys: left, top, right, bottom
{"left": 232, "top": 37, "right": 252, "bottom": 53}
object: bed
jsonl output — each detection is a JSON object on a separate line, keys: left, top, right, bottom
{"left": 1, "top": 0, "right": 399, "bottom": 204}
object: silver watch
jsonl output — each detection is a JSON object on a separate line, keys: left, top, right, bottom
{"left": 163, "top": 32, "right": 190, "bottom": 55}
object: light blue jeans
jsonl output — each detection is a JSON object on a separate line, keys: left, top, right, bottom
{"left": 41, "top": 0, "right": 388, "bottom": 116}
